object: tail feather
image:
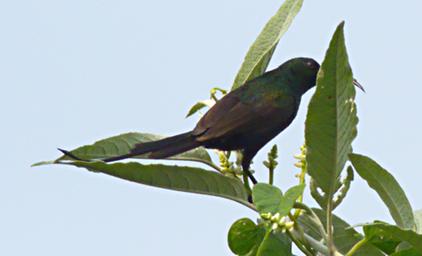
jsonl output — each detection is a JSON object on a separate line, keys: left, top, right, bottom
{"left": 103, "top": 131, "right": 199, "bottom": 162}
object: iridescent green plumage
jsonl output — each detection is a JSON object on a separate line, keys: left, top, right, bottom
{"left": 61, "top": 58, "right": 322, "bottom": 184}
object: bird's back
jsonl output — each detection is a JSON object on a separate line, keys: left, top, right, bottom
{"left": 192, "top": 71, "right": 301, "bottom": 151}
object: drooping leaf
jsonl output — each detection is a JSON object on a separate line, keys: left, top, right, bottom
{"left": 297, "top": 208, "right": 384, "bottom": 255}
{"left": 231, "top": 0, "right": 303, "bottom": 90}
{"left": 350, "top": 153, "right": 416, "bottom": 230}
{"left": 63, "top": 161, "right": 250, "bottom": 207}
{"left": 252, "top": 183, "right": 304, "bottom": 216}
{"left": 256, "top": 231, "right": 292, "bottom": 256}
{"left": 33, "top": 132, "right": 215, "bottom": 168}
{"left": 228, "top": 218, "right": 265, "bottom": 255}
{"left": 186, "top": 99, "right": 215, "bottom": 118}
{"left": 305, "top": 22, "right": 358, "bottom": 195}
{"left": 363, "top": 221, "right": 422, "bottom": 253}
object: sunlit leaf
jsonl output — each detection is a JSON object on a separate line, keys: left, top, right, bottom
{"left": 33, "top": 132, "right": 215, "bottom": 168}
{"left": 232, "top": 0, "right": 303, "bottom": 90}
{"left": 305, "top": 22, "right": 358, "bottom": 196}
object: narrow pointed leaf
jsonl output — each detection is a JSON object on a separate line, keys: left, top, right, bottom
{"left": 297, "top": 208, "right": 384, "bottom": 255}
{"left": 350, "top": 153, "right": 416, "bottom": 230}
{"left": 64, "top": 161, "right": 249, "bottom": 206}
{"left": 186, "top": 99, "right": 215, "bottom": 118}
{"left": 305, "top": 22, "right": 358, "bottom": 195}
{"left": 232, "top": 0, "right": 303, "bottom": 90}
{"left": 33, "top": 132, "right": 214, "bottom": 168}
{"left": 363, "top": 221, "right": 422, "bottom": 252}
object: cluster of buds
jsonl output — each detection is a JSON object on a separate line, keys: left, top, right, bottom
{"left": 218, "top": 151, "right": 234, "bottom": 175}
{"left": 263, "top": 145, "right": 278, "bottom": 171}
{"left": 294, "top": 144, "right": 307, "bottom": 170}
{"left": 260, "top": 212, "right": 294, "bottom": 233}
{"left": 217, "top": 151, "right": 243, "bottom": 176}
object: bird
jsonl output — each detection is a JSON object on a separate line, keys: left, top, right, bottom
{"left": 60, "top": 57, "right": 363, "bottom": 184}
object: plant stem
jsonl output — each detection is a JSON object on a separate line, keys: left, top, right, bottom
{"left": 286, "top": 229, "right": 314, "bottom": 256}
{"left": 293, "top": 202, "right": 328, "bottom": 241}
{"left": 326, "top": 199, "right": 336, "bottom": 255}
{"left": 293, "top": 164, "right": 306, "bottom": 218}
{"left": 300, "top": 232, "right": 343, "bottom": 256}
{"left": 288, "top": 213, "right": 314, "bottom": 254}
{"left": 345, "top": 238, "right": 368, "bottom": 256}
{"left": 269, "top": 167, "right": 274, "bottom": 185}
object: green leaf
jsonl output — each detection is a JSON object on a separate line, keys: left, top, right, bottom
{"left": 253, "top": 183, "right": 283, "bottom": 214}
{"left": 363, "top": 221, "right": 422, "bottom": 253}
{"left": 256, "top": 231, "right": 292, "bottom": 256}
{"left": 415, "top": 210, "right": 422, "bottom": 234}
{"left": 228, "top": 218, "right": 265, "bottom": 255}
{"left": 305, "top": 22, "right": 358, "bottom": 195}
{"left": 252, "top": 183, "right": 304, "bottom": 216}
{"left": 349, "top": 153, "right": 416, "bottom": 230}
{"left": 33, "top": 132, "right": 215, "bottom": 168}
{"left": 297, "top": 208, "right": 384, "bottom": 255}
{"left": 231, "top": 0, "right": 303, "bottom": 90}
{"left": 281, "top": 185, "right": 305, "bottom": 215}
{"left": 228, "top": 219, "right": 291, "bottom": 256}
{"left": 64, "top": 161, "right": 250, "bottom": 207}
{"left": 186, "top": 99, "right": 214, "bottom": 118}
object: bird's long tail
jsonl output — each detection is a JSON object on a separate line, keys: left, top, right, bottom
{"left": 59, "top": 131, "right": 200, "bottom": 163}
{"left": 104, "top": 131, "right": 200, "bottom": 162}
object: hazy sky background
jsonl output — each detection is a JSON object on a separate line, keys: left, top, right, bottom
{"left": 1, "top": 0, "right": 422, "bottom": 255}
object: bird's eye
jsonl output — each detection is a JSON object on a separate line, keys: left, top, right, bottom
{"left": 306, "top": 60, "right": 319, "bottom": 70}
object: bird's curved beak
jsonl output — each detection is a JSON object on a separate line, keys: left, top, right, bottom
{"left": 353, "top": 79, "right": 365, "bottom": 92}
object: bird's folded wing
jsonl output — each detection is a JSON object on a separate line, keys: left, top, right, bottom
{"left": 193, "top": 90, "right": 295, "bottom": 142}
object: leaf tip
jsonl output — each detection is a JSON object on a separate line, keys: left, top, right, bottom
{"left": 31, "top": 160, "right": 55, "bottom": 167}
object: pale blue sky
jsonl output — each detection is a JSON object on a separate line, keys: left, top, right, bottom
{"left": 1, "top": 0, "right": 421, "bottom": 255}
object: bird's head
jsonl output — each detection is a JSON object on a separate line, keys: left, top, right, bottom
{"left": 280, "top": 57, "right": 320, "bottom": 95}
{"left": 279, "top": 57, "right": 365, "bottom": 95}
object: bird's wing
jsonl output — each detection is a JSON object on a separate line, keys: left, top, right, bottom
{"left": 193, "top": 85, "right": 296, "bottom": 142}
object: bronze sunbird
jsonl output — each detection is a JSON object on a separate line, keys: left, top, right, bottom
{"left": 60, "top": 57, "right": 363, "bottom": 183}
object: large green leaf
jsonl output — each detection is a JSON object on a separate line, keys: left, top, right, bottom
{"left": 228, "top": 218, "right": 291, "bottom": 256}
{"left": 63, "top": 161, "right": 250, "bottom": 207}
{"left": 305, "top": 22, "right": 358, "bottom": 195}
{"left": 252, "top": 183, "right": 304, "bottom": 216}
{"left": 297, "top": 209, "right": 384, "bottom": 255}
{"left": 228, "top": 218, "right": 266, "bottom": 255}
{"left": 363, "top": 221, "right": 422, "bottom": 253}
{"left": 350, "top": 153, "right": 416, "bottom": 230}
{"left": 33, "top": 132, "right": 215, "bottom": 168}
{"left": 231, "top": 0, "right": 303, "bottom": 90}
